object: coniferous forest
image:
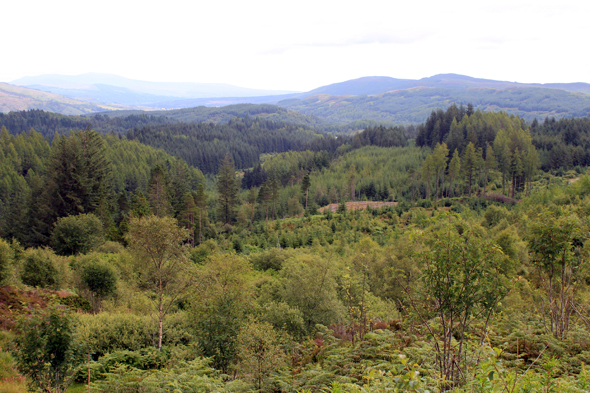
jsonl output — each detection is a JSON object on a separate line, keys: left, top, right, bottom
{"left": 3, "top": 106, "right": 590, "bottom": 392}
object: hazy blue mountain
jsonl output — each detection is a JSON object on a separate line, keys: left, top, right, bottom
{"left": 22, "top": 83, "right": 184, "bottom": 106}
{"left": 298, "top": 74, "right": 590, "bottom": 97}
{"left": 11, "top": 73, "right": 300, "bottom": 106}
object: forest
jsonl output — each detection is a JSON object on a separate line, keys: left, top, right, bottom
{"left": 2, "top": 107, "right": 590, "bottom": 392}
{"left": 278, "top": 86, "right": 590, "bottom": 124}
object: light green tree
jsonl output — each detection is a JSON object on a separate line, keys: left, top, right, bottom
{"left": 125, "top": 215, "right": 192, "bottom": 351}
{"left": 528, "top": 207, "right": 587, "bottom": 338}
{"left": 404, "top": 215, "right": 507, "bottom": 389}
{"left": 448, "top": 149, "right": 461, "bottom": 198}
{"left": 235, "top": 318, "right": 287, "bottom": 391}
{"left": 461, "top": 142, "right": 481, "bottom": 197}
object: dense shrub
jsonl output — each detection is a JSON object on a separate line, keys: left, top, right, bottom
{"left": 51, "top": 213, "right": 105, "bottom": 256}
{"left": 0, "top": 238, "right": 13, "bottom": 284}
{"left": 20, "top": 248, "right": 60, "bottom": 289}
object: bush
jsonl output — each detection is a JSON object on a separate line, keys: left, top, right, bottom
{"left": 13, "top": 307, "right": 82, "bottom": 392}
{"left": 77, "top": 312, "right": 193, "bottom": 357}
{"left": 51, "top": 213, "right": 105, "bottom": 256}
{"left": 483, "top": 205, "right": 510, "bottom": 228}
{"left": 249, "top": 248, "right": 295, "bottom": 271}
{"left": 81, "top": 262, "right": 117, "bottom": 298}
{"left": 20, "top": 248, "right": 60, "bottom": 289}
{"left": 0, "top": 238, "right": 13, "bottom": 285}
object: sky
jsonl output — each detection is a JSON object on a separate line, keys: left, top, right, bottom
{"left": 3, "top": 0, "right": 590, "bottom": 92}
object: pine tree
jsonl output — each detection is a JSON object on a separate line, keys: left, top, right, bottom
{"left": 432, "top": 143, "right": 449, "bottom": 207}
{"left": 148, "top": 165, "right": 173, "bottom": 217}
{"left": 301, "top": 173, "right": 311, "bottom": 209}
{"left": 247, "top": 187, "right": 257, "bottom": 223}
{"left": 258, "top": 182, "right": 270, "bottom": 221}
{"left": 483, "top": 143, "right": 496, "bottom": 196}
{"left": 217, "top": 156, "right": 239, "bottom": 224}
{"left": 270, "top": 178, "right": 279, "bottom": 220}
{"left": 462, "top": 142, "right": 480, "bottom": 197}
{"left": 194, "top": 183, "right": 208, "bottom": 245}
{"left": 448, "top": 149, "right": 461, "bottom": 198}
{"left": 180, "top": 193, "right": 198, "bottom": 247}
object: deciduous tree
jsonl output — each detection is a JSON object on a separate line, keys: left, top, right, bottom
{"left": 125, "top": 215, "right": 192, "bottom": 351}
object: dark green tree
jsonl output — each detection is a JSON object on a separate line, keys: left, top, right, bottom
{"left": 148, "top": 164, "right": 173, "bottom": 217}
{"left": 51, "top": 213, "right": 105, "bottom": 256}
{"left": 180, "top": 192, "right": 198, "bottom": 247}
{"left": 130, "top": 190, "right": 151, "bottom": 218}
{"left": 81, "top": 262, "right": 117, "bottom": 312}
{"left": 21, "top": 249, "right": 59, "bottom": 289}
{"left": 217, "top": 156, "right": 239, "bottom": 224}
{"left": 301, "top": 173, "right": 311, "bottom": 209}
{"left": 194, "top": 184, "right": 208, "bottom": 245}
{"left": 43, "top": 128, "right": 112, "bottom": 225}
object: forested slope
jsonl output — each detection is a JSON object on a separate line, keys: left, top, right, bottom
{"left": 279, "top": 86, "right": 590, "bottom": 124}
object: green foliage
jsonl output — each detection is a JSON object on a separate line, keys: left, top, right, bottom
{"left": 0, "top": 237, "right": 13, "bottom": 284}
{"left": 127, "top": 116, "right": 321, "bottom": 173}
{"left": 217, "top": 156, "right": 240, "bottom": 224}
{"left": 81, "top": 262, "right": 117, "bottom": 299}
{"left": 191, "top": 253, "right": 254, "bottom": 371}
{"left": 274, "top": 253, "right": 346, "bottom": 332}
{"left": 125, "top": 215, "right": 192, "bottom": 351}
{"left": 51, "top": 213, "right": 105, "bottom": 255}
{"left": 13, "top": 306, "right": 82, "bottom": 393}
{"left": 415, "top": 214, "right": 508, "bottom": 387}
{"left": 249, "top": 247, "right": 295, "bottom": 271}
{"left": 20, "top": 247, "right": 61, "bottom": 288}
{"left": 89, "top": 357, "right": 235, "bottom": 392}
{"left": 77, "top": 312, "right": 192, "bottom": 357}
{"left": 234, "top": 318, "right": 287, "bottom": 391}
{"left": 527, "top": 207, "right": 587, "bottom": 338}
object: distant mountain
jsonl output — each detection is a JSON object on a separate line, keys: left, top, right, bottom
{"left": 11, "top": 73, "right": 299, "bottom": 106}
{"left": 299, "top": 74, "right": 590, "bottom": 97}
{"left": 6, "top": 73, "right": 590, "bottom": 128}
{"left": 0, "top": 82, "right": 108, "bottom": 115}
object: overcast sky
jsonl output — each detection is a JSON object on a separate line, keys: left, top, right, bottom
{"left": 3, "top": 0, "right": 589, "bottom": 92}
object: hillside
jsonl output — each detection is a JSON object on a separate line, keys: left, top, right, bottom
{"left": 0, "top": 82, "right": 110, "bottom": 115}
{"left": 94, "top": 103, "right": 328, "bottom": 128}
{"left": 278, "top": 86, "right": 590, "bottom": 124}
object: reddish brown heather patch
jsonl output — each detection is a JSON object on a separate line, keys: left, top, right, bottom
{"left": 319, "top": 201, "right": 398, "bottom": 213}
{"left": 0, "top": 286, "right": 76, "bottom": 330}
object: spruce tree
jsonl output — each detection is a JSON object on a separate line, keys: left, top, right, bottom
{"left": 217, "top": 156, "right": 239, "bottom": 224}
{"left": 148, "top": 165, "right": 173, "bottom": 217}
{"left": 194, "top": 183, "right": 208, "bottom": 245}
{"left": 301, "top": 173, "right": 311, "bottom": 209}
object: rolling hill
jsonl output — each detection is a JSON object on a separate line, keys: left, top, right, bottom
{"left": 0, "top": 82, "right": 109, "bottom": 115}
